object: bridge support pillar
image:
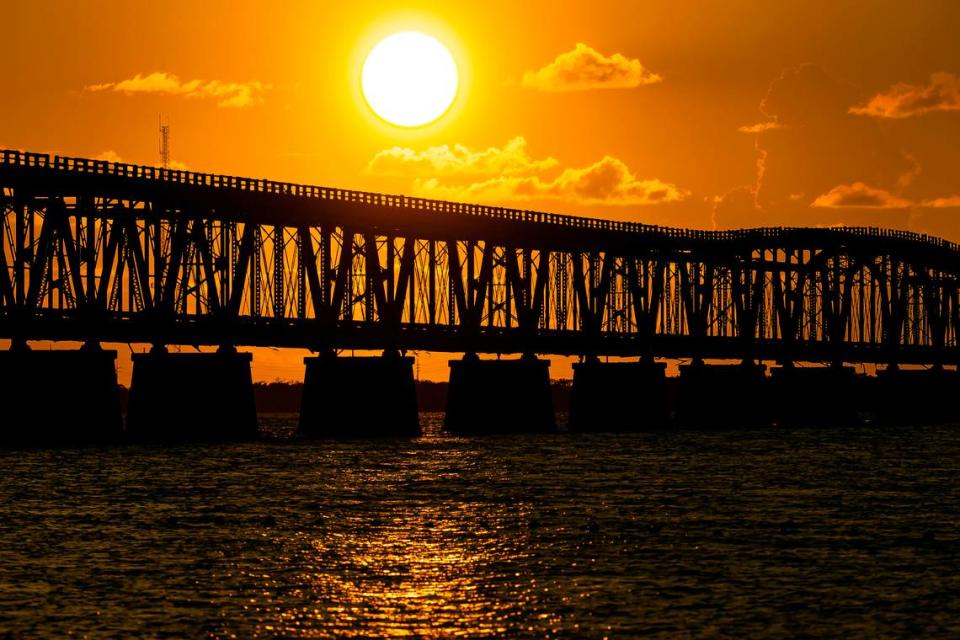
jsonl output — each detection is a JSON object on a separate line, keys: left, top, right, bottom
{"left": 871, "top": 367, "right": 957, "bottom": 425}
{"left": 570, "top": 359, "right": 668, "bottom": 431}
{"left": 126, "top": 347, "right": 258, "bottom": 442}
{"left": 445, "top": 355, "right": 555, "bottom": 435}
{"left": 298, "top": 352, "right": 419, "bottom": 438}
{"left": 0, "top": 345, "right": 123, "bottom": 446}
{"left": 769, "top": 365, "right": 861, "bottom": 426}
{"left": 676, "top": 361, "right": 770, "bottom": 428}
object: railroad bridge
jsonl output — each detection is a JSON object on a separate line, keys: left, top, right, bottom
{"left": 1, "top": 150, "right": 957, "bottom": 442}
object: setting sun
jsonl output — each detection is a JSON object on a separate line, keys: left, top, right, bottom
{"left": 5, "top": 3, "right": 960, "bottom": 638}
{"left": 361, "top": 31, "right": 458, "bottom": 127}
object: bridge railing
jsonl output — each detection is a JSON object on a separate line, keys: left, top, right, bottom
{"left": 2, "top": 148, "right": 958, "bottom": 254}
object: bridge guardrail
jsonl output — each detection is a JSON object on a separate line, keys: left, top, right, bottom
{"left": 1, "top": 148, "right": 957, "bottom": 254}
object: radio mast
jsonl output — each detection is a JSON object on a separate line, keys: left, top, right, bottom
{"left": 158, "top": 115, "right": 170, "bottom": 168}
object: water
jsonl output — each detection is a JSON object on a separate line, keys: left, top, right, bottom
{"left": 1, "top": 415, "right": 958, "bottom": 638}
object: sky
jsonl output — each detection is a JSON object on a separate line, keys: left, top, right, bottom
{"left": 3, "top": 0, "right": 960, "bottom": 382}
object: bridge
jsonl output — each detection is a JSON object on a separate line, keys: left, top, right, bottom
{"left": 1, "top": 149, "right": 958, "bottom": 442}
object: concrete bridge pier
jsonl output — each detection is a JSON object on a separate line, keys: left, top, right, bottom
{"left": 769, "top": 364, "right": 862, "bottom": 426}
{"left": 298, "top": 351, "right": 419, "bottom": 438}
{"left": 126, "top": 346, "right": 258, "bottom": 442}
{"left": 871, "top": 366, "right": 957, "bottom": 425}
{"left": 570, "top": 358, "right": 668, "bottom": 431}
{"left": 0, "top": 342, "right": 123, "bottom": 446}
{"left": 676, "top": 360, "right": 770, "bottom": 428}
{"left": 445, "top": 353, "right": 555, "bottom": 435}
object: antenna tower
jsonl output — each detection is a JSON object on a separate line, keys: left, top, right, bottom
{"left": 158, "top": 116, "right": 170, "bottom": 168}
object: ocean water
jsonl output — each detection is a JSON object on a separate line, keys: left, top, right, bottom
{"left": 0, "top": 415, "right": 958, "bottom": 638}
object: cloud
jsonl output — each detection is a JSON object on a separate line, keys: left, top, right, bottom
{"left": 414, "top": 155, "right": 686, "bottom": 206}
{"left": 896, "top": 152, "right": 922, "bottom": 189}
{"left": 921, "top": 195, "right": 960, "bottom": 208}
{"left": 720, "top": 64, "right": 960, "bottom": 233}
{"left": 85, "top": 72, "right": 269, "bottom": 108}
{"left": 96, "top": 150, "right": 123, "bottom": 162}
{"left": 165, "top": 161, "right": 188, "bottom": 170}
{"left": 811, "top": 182, "right": 912, "bottom": 209}
{"left": 751, "top": 64, "right": 920, "bottom": 214}
{"left": 370, "top": 135, "right": 685, "bottom": 207}
{"left": 712, "top": 186, "right": 761, "bottom": 229}
{"left": 759, "top": 64, "right": 853, "bottom": 127}
{"left": 367, "top": 137, "right": 558, "bottom": 177}
{"left": 737, "top": 121, "right": 785, "bottom": 134}
{"left": 850, "top": 72, "right": 960, "bottom": 119}
{"left": 93, "top": 149, "right": 187, "bottom": 170}
{"left": 521, "top": 43, "right": 661, "bottom": 92}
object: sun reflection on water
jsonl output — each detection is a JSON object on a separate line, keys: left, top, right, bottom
{"left": 242, "top": 442, "right": 560, "bottom": 638}
{"left": 3, "top": 421, "right": 960, "bottom": 637}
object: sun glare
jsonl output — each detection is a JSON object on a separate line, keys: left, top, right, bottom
{"left": 361, "top": 32, "right": 458, "bottom": 127}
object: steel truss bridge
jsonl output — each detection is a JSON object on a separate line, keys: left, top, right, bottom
{"left": 1, "top": 149, "right": 959, "bottom": 366}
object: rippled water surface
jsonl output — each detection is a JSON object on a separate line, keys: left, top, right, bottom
{"left": 1, "top": 415, "right": 959, "bottom": 638}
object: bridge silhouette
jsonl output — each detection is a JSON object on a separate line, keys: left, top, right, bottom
{"left": 1, "top": 149, "right": 957, "bottom": 441}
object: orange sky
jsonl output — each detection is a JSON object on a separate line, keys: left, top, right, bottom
{"left": 3, "top": 0, "right": 960, "bottom": 382}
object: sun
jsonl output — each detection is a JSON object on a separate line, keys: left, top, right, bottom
{"left": 361, "top": 32, "right": 458, "bottom": 128}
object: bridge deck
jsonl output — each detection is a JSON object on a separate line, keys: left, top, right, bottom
{"left": 1, "top": 149, "right": 959, "bottom": 365}
{"left": 2, "top": 149, "right": 957, "bottom": 257}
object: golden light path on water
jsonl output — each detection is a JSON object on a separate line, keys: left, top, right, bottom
{"left": 1, "top": 415, "right": 959, "bottom": 637}
{"left": 271, "top": 506, "right": 535, "bottom": 637}
{"left": 243, "top": 431, "right": 565, "bottom": 638}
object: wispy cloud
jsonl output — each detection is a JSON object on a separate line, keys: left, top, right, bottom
{"left": 849, "top": 72, "right": 960, "bottom": 119}
{"left": 85, "top": 71, "right": 269, "bottom": 108}
{"left": 896, "top": 152, "right": 922, "bottom": 189}
{"left": 921, "top": 195, "right": 960, "bottom": 208}
{"left": 521, "top": 43, "right": 661, "bottom": 92}
{"left": 367, "top": 137, "right": 558, "bottom": 177}
{"left": 737, "top": 121, "right": 786, "bottom": 134}
{"left": 414, "top": 155, "right": 686, "bottom": 206}
{"left": 717, "top": 65, "right": 929, "bottom": 229}
{"left": 811, "top": 182, "right": 912, "bottom": 209}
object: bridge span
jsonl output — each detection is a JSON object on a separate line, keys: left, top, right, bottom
{"left": 1, "top": 149, "right": 958, "bottom": 441}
